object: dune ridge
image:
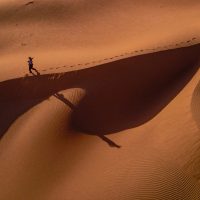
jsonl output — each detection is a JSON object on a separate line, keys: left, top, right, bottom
{"left": 0, "top": 43, "right": 200, "bottom": 139}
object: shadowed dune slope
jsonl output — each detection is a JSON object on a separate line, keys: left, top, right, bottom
{"left": 0, "top": 44, "right": 200, "bottom": 138}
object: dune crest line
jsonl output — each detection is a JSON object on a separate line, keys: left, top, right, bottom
{"left": 39, "top": 37, "right": 198, "bottom": 73}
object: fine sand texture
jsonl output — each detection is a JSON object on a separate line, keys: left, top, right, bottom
{"left": 1, "top": 1, "right": 200, "bottom": 200}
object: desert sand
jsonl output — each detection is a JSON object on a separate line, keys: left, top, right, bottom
{"left": 1, "top": 0, "right": 200, "bottom": 199}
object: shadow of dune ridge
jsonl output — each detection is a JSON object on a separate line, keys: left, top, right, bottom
{"left": 0, "top": 44, "right": 200, "bottom": 139}
{"left": 54, "top": 92, "right": 121, "bottom": 148}
{"left": 54, "top": 93, "right": 76, "bottom": 110}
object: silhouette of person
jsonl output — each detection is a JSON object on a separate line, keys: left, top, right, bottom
{"left": 28, "top": 57, "right": 38, "bottom": 74}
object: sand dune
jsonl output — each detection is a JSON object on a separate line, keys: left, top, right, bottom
{"left": 0, "top": 44, "right": 200, "bottom": 138}
{"left": 1, "top": 0, "right": 200, "bottom": 199}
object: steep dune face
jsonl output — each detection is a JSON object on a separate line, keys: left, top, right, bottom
{"left": 1, "top": 0, "right": 200, "bottom": 199}
{"left": 71, "top": 44, "right": 200, "bottom": 134}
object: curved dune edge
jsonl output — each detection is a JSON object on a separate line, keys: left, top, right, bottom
{"left": 31, "top": 38, "right": 200, "bottom": 73}
{"left": 0, "top": 38, "right": 199, "bottom": 82}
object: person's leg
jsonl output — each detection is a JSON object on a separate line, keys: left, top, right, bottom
{"left": 29, "top": 66, "right": 32, "bottom": 73}
{"left": 32, "top": 67, "right": 37, "bottom": 71}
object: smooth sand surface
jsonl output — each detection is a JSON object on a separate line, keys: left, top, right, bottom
{"left": 1, "top": 0, "right": 200, "bottom": 200}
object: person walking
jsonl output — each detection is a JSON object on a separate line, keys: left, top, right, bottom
{"left": 28, "top": 57, "right": 38, "bottom": 74}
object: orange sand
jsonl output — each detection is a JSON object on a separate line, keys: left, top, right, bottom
{"left": 1, "top": 1, "right": 200, "bottom": 199}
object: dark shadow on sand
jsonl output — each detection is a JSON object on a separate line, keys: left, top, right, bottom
{"left": 54, "top": 92, "right": 121, "bottom": 148}
{"left": 0, "top": 44, "right": 200, "bottom": 141}
{"left": 98, "top": 135, "right": 121, "bottom": 148}
{"left": 54, "top": 93, "right": 76, "bottom": 110}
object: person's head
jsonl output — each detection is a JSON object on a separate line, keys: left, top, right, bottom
{"left": 28, "top": 57, "right": 33, "bottom": 60}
